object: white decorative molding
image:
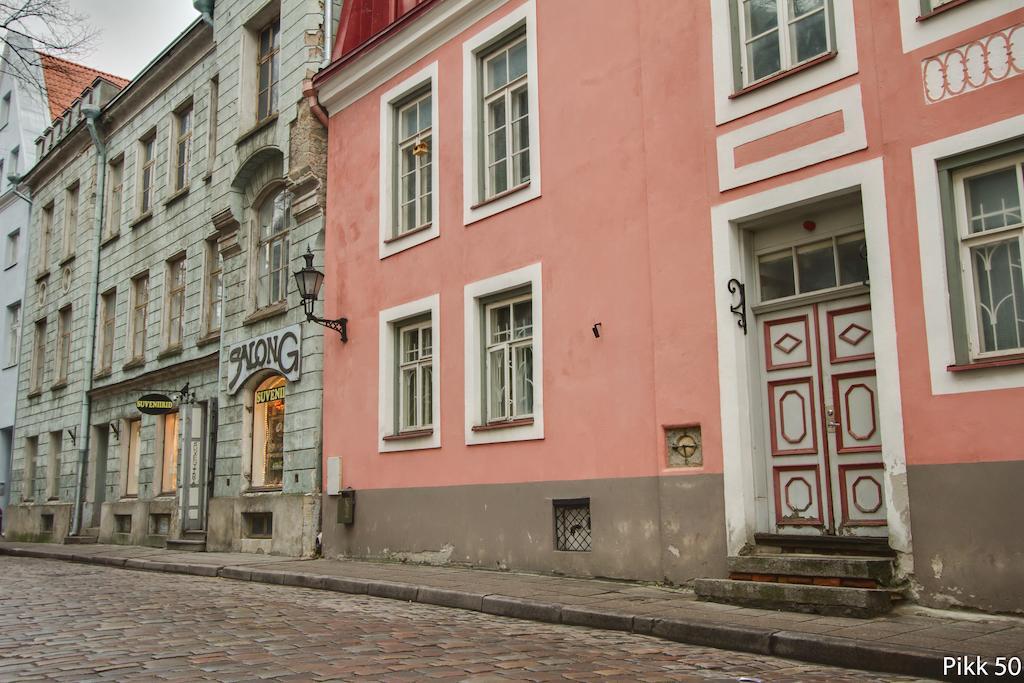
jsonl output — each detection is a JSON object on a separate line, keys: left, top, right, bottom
{"left": 898, "top": 0, "right": 1020, "bottom": 53}
{"left": 710, "top": 158, "right": 911, "bottom": 559}
{"left": 922, "top": 22, "right": 1023, "bottom": 103}
{"left": 911, "top": 115, "right": 1024, "bottom": 394}
{"left": 716, "top": 85, "right": 866, "bottom": 191}
{"left": 709, "top": 0, "right": 859, "bottom": 125}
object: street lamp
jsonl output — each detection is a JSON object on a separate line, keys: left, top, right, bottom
{"left": 293, "top": 246, "right": 348, "bottom": 342}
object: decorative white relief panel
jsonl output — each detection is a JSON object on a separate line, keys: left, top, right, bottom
{"left": 922, "top": 23, "right": 1023, "bottom": 103}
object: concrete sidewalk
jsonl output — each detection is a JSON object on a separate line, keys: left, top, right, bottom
{"left": 2, "top": 541, "right": 1021, "bottom": 681}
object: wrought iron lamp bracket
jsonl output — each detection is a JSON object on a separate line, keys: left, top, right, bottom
{"left": 727, "top": 278, "right": 747, "bottom": 335}
{"left": 306, "top": 311, "right": 348, "bottom": 343}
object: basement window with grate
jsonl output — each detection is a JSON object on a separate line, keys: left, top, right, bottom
{"left": 553, "top": 498, "right": 592, "bottom": 552}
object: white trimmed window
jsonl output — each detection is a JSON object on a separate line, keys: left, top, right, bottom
{"left": 378, "top": 295, "right": 440, "bottom": 452}
{"left": 30, "top": 318, "right": 45, "bottom": 391}
{"left": 62, "top": 182, "right": 79, "bottom": 259}
{"left": 164, "top": 255, "right": 186, "bottom": 349}
{"left": 464, "top": 264, "right": 543, "bottom": 445}
{"left": 123, "top": 419, "right": 141, "bottom": 497}
{"left": 253, "top": 189, "right": 290, "bottom": 309}
{"left": 98, "top": 289, "right": 115, "bottom": 372}
{"left": 395, "top": 90, "right": 433, "bottom": 237}
{"left": 55, "top": 306, "right": 71, "bottom": 385}
{"left": 39, "top": 203, "right": 53, "bottom": 272}
{"left": 6, "top": 302, "right": 20, "bottom": 367}
{"left": 161, "top": 412, "right": 179, "bottom": 494}
{"left": 171, "top": 102, "right": 192, "bottom": 193}
{"left": 734, "top": 0, "right": 835, "bottom": 88}
{"left": 203, "top": 238, "right": 222, "bottom": 334}
{"left": 129, "top": 273, "right": 149, "bottom": 362}
{"left": 138, "top": 131, "right": 156, "bottom": 216}
{"left": 5, "top": 228, "right": 18, "bottom": 268}
{"left": 952, "top": 154, "right": 1024, "bottom": 359}
{"left": 106, "top": 156, "right": 124, "bottom": 238}
{"left": 257, "top": 19, "right": 281, "bottom": 123}
{"left": 463, "top": 3, "right": 541, "bottom": 225}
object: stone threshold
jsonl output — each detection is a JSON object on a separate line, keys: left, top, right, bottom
{"left": 0, "top": 541, "right": 1012, "bottom": 681}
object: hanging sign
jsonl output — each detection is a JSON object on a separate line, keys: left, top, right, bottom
{"left": 255, "top": 385, "right": 286, "bottom": 404}
{"left": 226, "top": 324, "right": 302, "bottom": 394}
{"left": 136, "top": 393, "right": 176, "bottom": 415}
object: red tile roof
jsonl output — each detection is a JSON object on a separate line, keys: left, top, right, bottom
{"left": 38, "top": 53, "right": 129, "bottom": 120}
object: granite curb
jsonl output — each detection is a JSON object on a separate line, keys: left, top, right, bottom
{"left": 0, "top": 543, "right": 958, "bottom": 680}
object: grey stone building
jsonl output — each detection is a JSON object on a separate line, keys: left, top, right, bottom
{"left": 6, "top": 0, "right": 330, "bottom": 558}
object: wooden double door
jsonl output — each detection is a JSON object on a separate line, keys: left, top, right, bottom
{"left": 757, "top": 294, "right": 887, "bottom": 537}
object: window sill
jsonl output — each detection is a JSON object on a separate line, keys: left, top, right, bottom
{"left": 163, "top": 187, "right": 189, "bottom": 207}
{"left": 947, "top": 354, "right": 1024, "bottom": 373}
{"left": 157, "top": 345, "right": 183, "bottom": 360}
{"left": 27, "top": 389, "right": 42, "bottom": 399}
{"left": 3, "top": 261, "right": 16, "bottom": 271}
{"left": 196, "top": 330, "right": 221, "bottom": 347}
{"left": 120, "top": 495, "right": 138, "bottom": 500}
{"left": 383, "top": 428, "right": 434, "bottom": 441}
{"left": 100, "top": 232, "right": 120, "bottom": 248}
{"left": 472, "top": 417, "right": 535, "bottom": 432}
{"left": 244, "top": 486, "right": 283, "bottom": 494}
{"left": 59, "top": 253, "right": 75, "bottom": 267}
{"left": 122, "top": 357, "right": 146, "bottom": 371}
{"left": 236, "top": 113, "right": 278, "bottom": 146}
{"left": 35, "top": 269, "right": 50, "bottom": 281}
{"left": 917, "top": 0, "right": 972, "bottom": 21}
{"left": 203, "top": 170, "right": 213, "bottom": 184}
{"left": 471, "top": 182, "right": 531, "bottom": 211}
{"left": 50, "top": 381, "right": 68, "bottom": 391}
{"left": 130, "top": 212, "right": 153, "bottom": 229}
{"left": 243, "top": 301, "right": 287, "bottom": 326}
{"left": 2, "top": 362, "right": 16, "bottom": 370}
{"left": 729, "top": 52, "right": 837, "bottom": 100}
{"left": 383, "top": 223, "right": 433, "bottom": 245}
{"left": 93, "top": 368, "right": 112, "bottom": 380}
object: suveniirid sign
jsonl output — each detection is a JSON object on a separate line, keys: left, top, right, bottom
{"left": 255, "top": 385, "right": 286, "bottom": 404}
{"left": 136, "top": 393, "right": 176, "bottom": 415}
{"left": 226, "top": 324, "right": 302, "bottom": 394}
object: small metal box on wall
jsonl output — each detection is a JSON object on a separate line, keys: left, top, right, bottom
{"left": 337, "top": 488, "right": 356, "bottom": 525}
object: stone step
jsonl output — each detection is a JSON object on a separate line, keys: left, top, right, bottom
{"left": 165, "top": 539, "right": 206, "bottom": 552}
{"left": 728, "top": 554, "right": 894, "bottom": 586}
{"left": 62, "top": 535, "right": 98, "bottom": 545}
{"left": 182, "top": 530, "right": 207, "bottom": 541}
{"left": 694, "top": 578, "right": 897, "bottom": 618}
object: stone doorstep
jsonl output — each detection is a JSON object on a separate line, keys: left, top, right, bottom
{"left": 693, "top": 578, "right": 896, "bottom": 619}
{"left": 0, "top": 543, "right": 965, "bottom": 681}
{"left": 728, "top": 554, "right": 895, "bottom": 586}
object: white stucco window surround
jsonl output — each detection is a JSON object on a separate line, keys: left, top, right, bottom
{"left": 462, "top": 0, "right": 541, "bottom": 225}
{"left": 913, "top": 115, "right": 1024, "bottom": 395}
{"left": 379, "top": 294, "right": 441, "bottom": 452}
{"left": 709, "top": 0, "right": 858, "bottom": 125}
{"left": 710, "top": 159, "right": 911, "bottom": 560}
{"left": 898, "top": 0, "right": 1020, "bottom": 53}
{"left": 379, "top": 62, "right": 441, "bottom": 259}
{"left": 464, "top": 263, "right": 543, "bottom": 445}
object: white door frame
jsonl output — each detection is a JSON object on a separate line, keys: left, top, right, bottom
{"left": 711, "top": 158, "right": 913, "bottom": 572}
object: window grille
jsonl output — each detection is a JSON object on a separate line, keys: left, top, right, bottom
{"left": 554, "top": 498, "right": 591, "bottom": 552}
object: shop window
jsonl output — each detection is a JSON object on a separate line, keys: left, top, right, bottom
{"left": 251, "top": 375, "right": 285, "bottom": 488}
{"left": 243, "top": 512, "right": 273, "bottom": 538}
{"left": 115, "top": 514, "right": 132, "bottom": 534}
{"left": 124, "top": 419, "right": 141, "bottom": 497}
{"left": 161, "top": 412, "right": 179, "bottom": 494}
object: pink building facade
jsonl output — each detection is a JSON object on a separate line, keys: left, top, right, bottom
{"left": 313, "top": 0, "right": 1024, "bottom": 614}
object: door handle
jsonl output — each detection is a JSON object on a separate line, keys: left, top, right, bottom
{"left": 826, "top": 405, "right": 839, "bottom": 433}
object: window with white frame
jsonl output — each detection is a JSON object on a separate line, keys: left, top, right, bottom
{"left": 39, "top": 202, "right": 53, "bottom": 272}
{"left": 129, "top": 274, "right": 149, "bottom": 362}
{"left": 165, "top": 256, "right": 186, "bottom": 348}
{"left": 481, "top": 33, "right": 531, "bottom": 200}
{"left": 203, "top": 238, "right": 222, "bottom": 334}
{"left": 30, "top": 318, "right": 45, "bottom": 391}
{"left": 106, "top": 156, "right": 123, "bottom": 237}
{"left": 397, "top": 318, "right": 433, "bottom": 433}
{"left": 138, "top": 131, "right": 156, "bottom": 215}
{"left": 5, "top": 228, "right": 18, "bottom": 268}
{"left": 734, "top": 0, "right": 835, "bottom": 88}
{"left": 257, "top": 19, "right": 280, "bottom": 123}
{"left": 6, "top": 302, "right": 20, "bottom": 367}
{"left": 99, "top": 289, "right": 115, "bottom": 372}
{"left": 394, "top": 90, "right": 433, "bottom": 237}
{"left": 22, "top": 435, "right": 38, "bottom": 501}
{"left": 952, "top": 154, "right": 1024, "bottom": 358}
{"left": 55, "top": 306, "right": 71, "bottom": 384}
{"left": 172, "top": 102, "right": 192, "bottom": 192}
{"left": 62, "top": 182, "right": 78, "bottom": 259}
{"left": 207, "top": 76, "right": 219, "bottom": 177}
{"left": 254, "top": 189, "right": 290, "bottom": 309}
{"left": 483, "top": 290, "right": 534, "bottom": 423}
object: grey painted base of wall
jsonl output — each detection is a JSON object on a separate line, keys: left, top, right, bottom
{"left": 207, "top": 493, "right": 320, "bottom": 558}
{"left": 4, "top": 502, "right": 72, "bottom": 542}
{"left": 99, "top": 498, "right": 178, "bottom": 546}
{"left": 908, "top": 460, "right": 1024, "bottom": 614}
{"left": 322, "top": 474, "right": 728, "bottom": 585}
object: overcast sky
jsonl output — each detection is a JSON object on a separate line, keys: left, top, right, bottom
{"left": 68, "top": 0, "right": 200, "bottom": 79}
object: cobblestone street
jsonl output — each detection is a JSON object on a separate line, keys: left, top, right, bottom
{"left": 0, "top": 557, "right": 931, "bottom": 682}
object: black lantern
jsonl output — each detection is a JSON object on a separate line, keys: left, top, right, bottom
{"left": 293, "top": 246, "right": 348, "bottom": 342}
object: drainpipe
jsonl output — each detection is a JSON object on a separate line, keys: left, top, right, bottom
{"left": 69, "top": 105, "right": 106, "bottom": 537}
{"left": 193, "top": 0, "right": 214, "bottom": 28}
{"left": 304, "top": 80, "right": 329, "bottom": 128}
{"left": 322, "top": 0, "right": 333, "bottom": 68}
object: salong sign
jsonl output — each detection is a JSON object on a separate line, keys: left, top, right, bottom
{"left": 226, "top": 324, "right": 302, "bottom": 394}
